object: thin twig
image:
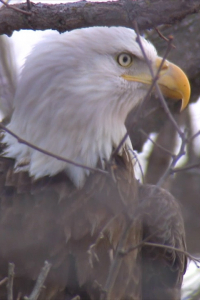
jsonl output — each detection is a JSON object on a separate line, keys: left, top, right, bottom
{"left": 189, "top": 130, "right": 200, "bottom": 142}
{"left": 112, "top": 75, "right": 157, "bottom": 157}
{"left": 133, "top": 21, "right": 190, "bottom": 187}
{"left": 121, "top": 239, "right": 200, "bottom": 268}
{"left": 7, "top": 263, "right": 14, "bottom": 300}
{"left": 0, "top": 123, "right": 107, "bottom": 176}
{"left": 119, "top": 229, "right": 159, "bottom": 256}
{"left": 154, "top": 27, "right": 176, "bottom": 48}
{"left": 0, "top": 277, "right": 8, "bottom": 286}
{"left": 172, "top": 161, "right": 200, "bottom": 173}
{"left": 129, "top": 149, "right": 145, "bottom": 183}
{"left": 139, "top": 129, "right": 175, "bottom": 157}
{"left": 134, "top": 21, "right": 184, "bottom": 138}
{"left": 0, "top": 0, "right": 31, "bottom": 15}
{"left": 100, "top": 219, "right": 133, "bottom": 300}
{"left": 144, "top": 242, "right": 200, "bottom": 267}
{"left": 156, "top": 128, "right": 188, "bottom": 187}
{"left": 24, "top": 261, "right": 52, "bottom": 300}
{"left": 0, "top": 0, "right": 9, "bottom": 8}
{"left": 113, "top": 22, "right": 176, "bottom": 158}
{"left": 16, "top": 292, "right": 22, "bottom": 300}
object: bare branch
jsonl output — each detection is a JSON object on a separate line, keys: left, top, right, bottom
{"left": 139, "top": 129, "right": 175, "bottom": 157}
{"left": 189, "top": 130, "right": 200, "bottom": 142}
{"left": 143, "top": 242, "right": 200, "bottom": 267}
{"left": 0, "top": 277, "right": 8, "bottom": 287}
{"left": 100, "top": 219, "right": 133, "bottom": 300}
{"left": 129, "top": 149, "right": 145, "bottom": 183}
{"left": 112, "top": 42, "right": 169, "bottom": 157}
{"left": 24, "top": 261, "right": 51, "bottom": 300}
{"left": 112, "top": 21, "right": 175, "bottom": 158}
{"left": 156, "top": 128, "right": 188, "bottom": 187}
{"left": 154, "top": 27, "right": 176, "bottom": 48}
{"left": 7, "top": 263, "right": 14, "bottom": 300}
{"left": 121, "top": 240, "right": 200, "bottom": 268}
{"left": 172, "top": 161, "right": 200, "bottom": 173}
{"left": 0, "top": 0, "right": 200, "bottom": 36}
{"left": 134, "top": 21, "right": 184, "bottom": 138}
{"left": 0, "top": 122, "right": 108, "bottom": 176}
{"left": 0, "top": 0, "right": 31, "bottom": 15}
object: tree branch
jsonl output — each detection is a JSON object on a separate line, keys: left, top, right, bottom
{"left": 0, "top": 0, "right": 200, "bottom": 36}
{"left": 0, "top": 122, "right": 107, "bottom": 175}
{"left": 24, "top": 261, "right": 51, "bottom": 300}
{"left": 7, "top": 263, "right": 14, "bottom": 300}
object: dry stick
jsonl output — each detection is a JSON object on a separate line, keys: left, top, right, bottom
{"left": 103, "top": 25, "right": 176, "bottom": 299}
{"left": 0, "top": 123, "right": 107, "bottom": 176}
{"left": 189, "top": 130, "right": 200, "bottom": 142}
{"left": 7, "top": 263, "right": 14, "bottom": 300}
{"left": 172, "top": 161, "right": 200, "bottom": 173}
{"left": 119, "top": 229, "right": 160, "bottom": 256}
{"left": 121, "top": 240, "right": 200, "bottom": 268}
{"left": 139, "top": 129, "right": 175, "bottom": 157}
{"left": 112, "top": 25, "right": 175, "bottom": 158}
{"left": 134, "top": 21, "right": 184, "bottom": 138}
{"left": 134, "top": 21, "right": 190, "bottom": 187}
{"left": 0, "top": 0, "right": 31, "bottom": 15}
{"left": 129, "top": 149, "right": 145, "bottom": 183}
{"left": 154, "top": 27, "right": 176, "bottom": 48}
{"left": 0, "top": 277, "right": 8, "bottom": 286}
{"left": 156, "top": 129, "right": 188, "bottom": 187}
{"left": 100, "top": 219, "right": 133, "bottom": 300}
{"left": 101, "top": 212, "right": 161, "bottom": 299}
{"left": 144, "top": 242, "right": 200, "bottom": 267}
{"left": 24, "top": 261, "right": 52, "bottom": 300}
{"left": 16, "top": 292, "right": 22, "bottom": 300}
{"left": 0, "top": 0, "right": 9, "bottom": 7}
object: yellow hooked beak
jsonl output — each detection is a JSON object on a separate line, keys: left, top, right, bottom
{"left": 121, "top": 57, "right": 191, "bottom": 111}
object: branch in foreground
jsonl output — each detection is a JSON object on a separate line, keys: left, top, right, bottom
{"left": 121, "top": 240, "right": 200, "bottom": 268}
{"left": 172, "top": 161, "right": 200, "bottom": 173}
{"left": 24, "top": 261, "right": 52, "bottom": 300}
{"left": 0, "top": 123, "right": 107, "bottom": 175}
{"left": 112, "top": 28, "right": 172, "bottom": 158}
{"left": 0, "top": 277, "right": 8, "bottom": 287}
{"left": 0, "top": 0, "right": 200, "bottom": 36}
{"left": 0, "top": 0, "right": 31, "bottom": 15}
{"left": 7, "top": 263, "right": 14, "bottom": 300}
{"left": 139, "top": 129, "right": 175, "bottom": 157}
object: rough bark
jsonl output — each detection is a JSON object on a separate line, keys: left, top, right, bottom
{"left": 0, "top": 0, "right": 200, "bottom": 36}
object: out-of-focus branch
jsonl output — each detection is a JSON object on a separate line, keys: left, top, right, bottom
{"left": 0, "top": 0, "right": 200, "bottom": 36}
{"left": 0, "top": 122, "right": 107, "bottom": 175}
{"left": 0, "top": 35, "right": 16, "bottom": 122}
{"left": 24, "top": 261, "right": 51, "bottom": 300}
{"left": 147, "top": 13, "right": 200, "bottom": 104}
{"left": 7, "top": 263, "right": 14, "bottom": 300}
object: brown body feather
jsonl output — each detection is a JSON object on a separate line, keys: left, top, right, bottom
{"left": 0, "top": 150, "right": 141, "bottom": 300}
{"left": 139, "top": 185, "right": 187, "bottom": 300}
{"left": 0, "top": 147, "right": 186, "bottom": 300}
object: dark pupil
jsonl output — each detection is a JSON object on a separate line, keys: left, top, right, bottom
{"left": 123, "top": 56, "right": 128, "bottom": 63}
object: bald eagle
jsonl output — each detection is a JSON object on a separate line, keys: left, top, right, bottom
{"left": 0, "top": 27, "right": 189, "bottom": 300}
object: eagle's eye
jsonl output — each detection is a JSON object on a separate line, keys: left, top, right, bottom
{"left": 117, "top": 53, "right": 133, "bottom": 67}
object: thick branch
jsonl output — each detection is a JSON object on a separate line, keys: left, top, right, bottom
{"left": 0, "top": 0, "right": 200, "bottom": 36}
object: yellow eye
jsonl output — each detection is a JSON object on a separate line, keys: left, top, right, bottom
{"left": 117, "top": 53, "right": 133, "bottom": 67}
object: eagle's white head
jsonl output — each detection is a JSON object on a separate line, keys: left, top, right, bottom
{"left": 3, "top": 27, "right": 190, "bottom": 187}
